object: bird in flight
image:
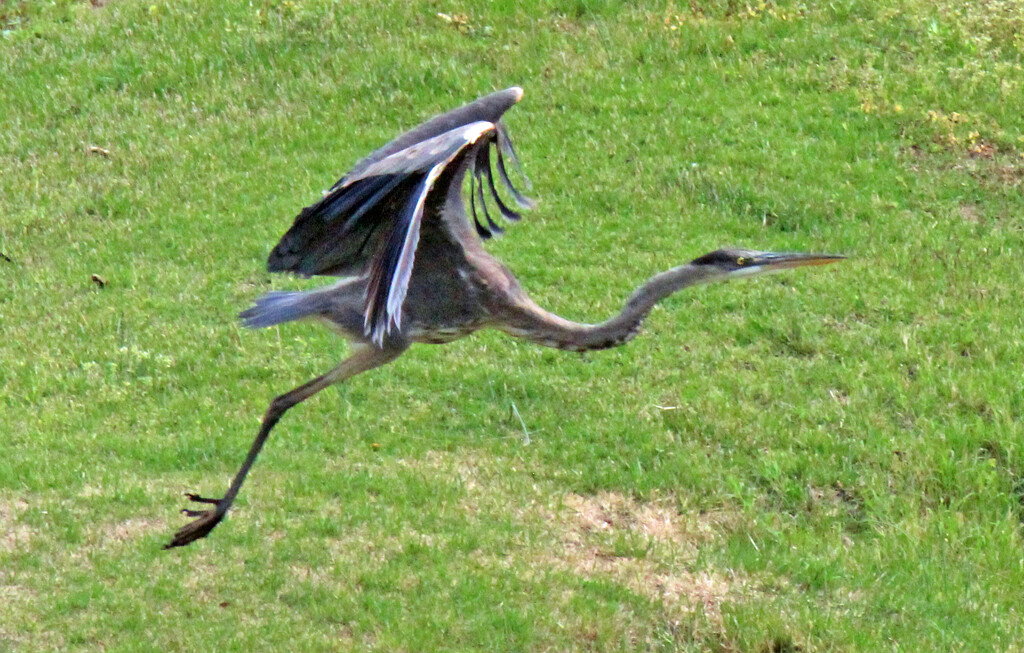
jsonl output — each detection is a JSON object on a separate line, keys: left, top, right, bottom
{"left": 166, "top": 87, "right": 843, "bottom": 548}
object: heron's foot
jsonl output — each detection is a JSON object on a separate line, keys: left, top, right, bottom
{"left": 164, "top": 493, "right": 229, "bottom": 549}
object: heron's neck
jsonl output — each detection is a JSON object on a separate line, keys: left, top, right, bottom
{"left": 501, "top": 263, "right": 716, "bottom": 352}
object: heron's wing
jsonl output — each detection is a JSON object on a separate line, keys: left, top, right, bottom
{"left": 268, "top": 86, "right": 531, "bottom": 278}
{"left": 268, "top": 121, "right": 530, "bottom": 345}
{"left": 266, "top": 88, "right": 535, "bottom": 345}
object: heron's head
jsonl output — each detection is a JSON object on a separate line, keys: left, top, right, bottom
{"left": 689, "top": 248, "right": 845, "bottom": 283}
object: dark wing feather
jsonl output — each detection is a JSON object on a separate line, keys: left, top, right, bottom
{"left": 495, "top": 122, "right": 532, "bottom": 193}
{"left": 494, "top": 130, "right": 535, "bottom": 211}
{"left": 472, "top": 147, "right": 503, "bottom": 236}
{"left": 267, "top": 174, "right": 411, "bottom": 277}
{"left": 479, "top": 145, "right": 522, "bottom": 222}
{"left": 465, "top": 123, "right": 535, "bottom": 237}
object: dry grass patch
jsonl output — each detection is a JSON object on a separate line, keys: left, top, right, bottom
{"left": 0, "top": 496, "right": 32, "bottom": 554}
{"left": 83, "top": 515, "right": 167, "bottom": 549}
{"left": 958, "top": 203, "right": 982, "bottom": 224}
{"left": 0, "top": 572, "right": 35, "bottom": 607}
{"left": 0, "top": 568, "right": 38, "bottom": 649}
{"left": 289, "top": 562, "right": 330, "bottom": 585}
{"left": 252, "top": 451, "right": 753, "bottom": 641}
{"left": 325, "top": 526, "right": 405, "bottom": 567}
{"left": 402, "top": 451, "right": 751, "bottom": 625}
{"left": 178, "top": 555, "right": 249, "bottom": 606}
{"left": 549, "top": 492, "right": 746, "bottom": 624}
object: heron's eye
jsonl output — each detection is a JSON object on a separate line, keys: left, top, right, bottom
{"left": 736, "top": 257, "right": 749, "bottom": 266}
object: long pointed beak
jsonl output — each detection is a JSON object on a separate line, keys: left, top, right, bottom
{"left": 724, "top": 251, "right": 846, "bottom": 279}
{"left": 752, "top": 252, "right": 846, "bottom": 270}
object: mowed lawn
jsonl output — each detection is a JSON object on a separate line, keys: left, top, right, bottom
{"left": 2, "top": 0, "right": 1023, "bottom": 650}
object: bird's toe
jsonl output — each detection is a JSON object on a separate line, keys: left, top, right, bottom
{"left": 184, "top": 493, "right": 222, "bottom": 505}
{"left": 164, "top": 494, "right": 228, "bottom": 549}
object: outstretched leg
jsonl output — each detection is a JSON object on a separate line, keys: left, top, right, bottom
{"left": 165, "top": 343, "right": 406, "bottom": 549}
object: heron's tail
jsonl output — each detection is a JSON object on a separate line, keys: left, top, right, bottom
{"left": 239, "top": 291, "right": 322, "bottom": 328}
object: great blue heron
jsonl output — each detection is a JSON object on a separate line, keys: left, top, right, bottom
{"left": 166, "top": 87, "right": 843, "bottom": 548}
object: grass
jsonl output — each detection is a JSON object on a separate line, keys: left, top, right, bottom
{"left": 2, "top": 0, "right": 1023, "bottom": 649}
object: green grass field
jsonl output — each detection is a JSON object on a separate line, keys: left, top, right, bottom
{"left": 2, "top": 0, "right": 1023, "bottom": 650}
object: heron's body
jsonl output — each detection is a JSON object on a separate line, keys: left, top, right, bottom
{"left": 166, "top": 87, "right": 843, "bottom": 548}
{"left": 258, "top": 251, "right": 648, "bottom": 352}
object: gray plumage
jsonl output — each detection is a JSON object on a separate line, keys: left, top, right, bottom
{"left": 166, "top": 87, "right": 843, "bottom": 548}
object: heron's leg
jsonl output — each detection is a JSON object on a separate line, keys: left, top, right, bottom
{"left": 165, "top": 343, "right": 405, "bottom": 549}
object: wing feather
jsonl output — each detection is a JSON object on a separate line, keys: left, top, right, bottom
{"left": 467, "top": 171, "right": 493, "bottom": 240}
{"left": 480, "top": 146, "right": 522, "bottom": 222}
{"left": 363, "top": 173, "right": 426, "bottom": 344}
{"left": 495, "top": 142, "right": 535, "bottom": 211}
{"left": 496, "top": 122, "right": 533, "bottom": 192}
{"left": 472, "top": 147, "right": 504, "bottom": 236}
